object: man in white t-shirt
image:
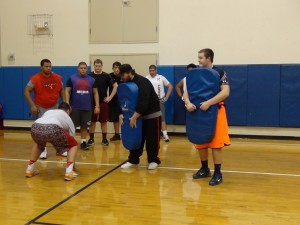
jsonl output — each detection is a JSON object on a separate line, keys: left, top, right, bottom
{"left": 146, "top": 65, "right": 173, "bottom": 142}
{"left": 25, "top": 102, "right": 78, "bottom": 181}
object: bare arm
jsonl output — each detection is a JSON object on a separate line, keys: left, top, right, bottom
{"left": 165, "top": 83, "right": 173, "bottom": 99}
{"left": 93, "top": 88, "right": 100, "bottom": 114}
{"left": 130, "top": 112, "right": 141, "bottom": 128}
{"left": 175, "top": 79, "right": 184, "bottom": 97}
{"left": 65, "top": 87, "right": 72, "bottom": 104}
{"left": 59, "top": 88, "right": 66, "bottom": 102}
{"left": 200, "top": 85, "right": 230, "bottom": 111}
{"left": 183, "top": 89, "right": 196, "bottom": 112}
{"left": 24, "top": 86, "right": 38, "bottom": 116}
{"left": 105, "top": 82, "right": 118, "bottom": 102}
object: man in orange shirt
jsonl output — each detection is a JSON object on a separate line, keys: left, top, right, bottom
{"left": 24, "top": 59, "right": 66, "bottom": 159}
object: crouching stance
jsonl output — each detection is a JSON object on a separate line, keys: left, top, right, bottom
{"left": 25, "top": 102, "right": 78, "bottom": 181}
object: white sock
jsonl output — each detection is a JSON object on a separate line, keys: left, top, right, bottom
{"left": 66, "top": 162, "right": 74, "bottom": 174}
{"left": 162, "top": 130, "right": 168, "bottom": 136}
{"left": 81, "top": 139, "right": 86, "bottom": 143}
{"left": 27, "top": 160, "right": 36, "bottom": 171}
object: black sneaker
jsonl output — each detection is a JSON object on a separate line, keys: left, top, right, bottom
{"left": 102, "top": 139, "right": 109, "bottom": 146}
{"left": 192, "top": 168, "right": 211, "bottom": 179}
{"left": 80, "top": 142, "right": 89, "bottom": 150}
{"left": 209, "top": 173, "right": 223, "bottom": 186}
{"left": 87, "top": 139, "right": 94, "bottom": 146}
{"left": 110, "top": 134, "right": 121, "bottom": 141}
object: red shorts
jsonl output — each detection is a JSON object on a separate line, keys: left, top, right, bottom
{"left": 91, "top": 102, "right": 109, "bottom": 123}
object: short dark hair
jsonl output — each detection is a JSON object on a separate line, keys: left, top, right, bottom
{"left": 186, "top": 63, "right": 197, "bottom": 70}
{"left": 112, "top": 61, "right": 121, "bottom": 68}
{"left": 198, "top": 48, "right": 214, "bottom": 63}
{"left": 40, "top": 59, "right": 51, "bottom": 66}
{"left": 149, "top": 65, "right": 157, "bottom": 70}
{"left": 94, "top": 59, "right": 103, "bottom": 65}
{"left": 120, "top": 64, "right": 135, "bottom": 75}
{"left": 78, "top": 62, "right": 87, "bottom": 68}
{"left": 58, "top": 102, "right": 71, "bottom": 111}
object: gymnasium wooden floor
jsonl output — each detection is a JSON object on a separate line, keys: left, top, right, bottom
{"left": 0, "top": 130, "right": 300, "bottom": 225}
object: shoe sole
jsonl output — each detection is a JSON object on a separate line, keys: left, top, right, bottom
{"left": 65, "top": 177, "right": 72, "bottom": 181}
{"left": 110, "top": 138, "right": 121, "bottom": 141}
{"left": 193, "top": 175, "right": 212, "bottom": 179}
{"left": 25, "top": 171, "right": 39, "bottom": 178}
{"left": 65, "top": 172, "right": 79, "bottom": 181}
{"left": 56, "top": 153, "right": 67, "bottom": 157}
{"left": 209, "top": 179, "right": 223, "bottom": 186}
{"left": 148, "top": 166, "right": 158, "bottom": 170}
{"left": 121, "top": 165, "right": 139, "bottom": 169}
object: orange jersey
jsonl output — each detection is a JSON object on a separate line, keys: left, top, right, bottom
{"left": 30, "top": 72, "right": 63, "bottom": 108}
{"left": 194, "top": 104, "right": 230, "bottom": 150}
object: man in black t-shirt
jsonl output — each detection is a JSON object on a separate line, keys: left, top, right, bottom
{"left": 119, "top": 64, "right": 162, "bottom": 170}
{"left": 108, "top": 61, "right": 122, "bottom": 141}
{"left": 88, "top": 59, "right": 118, "bottom": 146}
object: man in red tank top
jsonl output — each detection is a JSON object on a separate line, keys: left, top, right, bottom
{"left": 24, "top": 59, "right": 66, "bottom": 159}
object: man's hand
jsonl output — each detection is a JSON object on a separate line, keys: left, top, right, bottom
{"left": 30, "top": 105, "right": 39, "bottom": 116}
{"left": 129, "top": 116, "right": 137, "bottom": 128}
{"left": 200, "top": 101, "right": 210, "bottom": 111}
{"left": 119, "top": 114, "right": 124, "bottom": 126}
{"left": 160, "top": 97, "right": 168, "bottom": 104}
{"left": 185, "top": 102, "right": 196, "bottom": 112}
{"left": 94, "top": 107, "right": 100, "bottom": 114}
{"left": 104, "top": 96, "right": 112, "bottom": 103}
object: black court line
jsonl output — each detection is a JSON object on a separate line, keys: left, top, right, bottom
{"left": 25, "top": 161, "right": 126, "bottom": 225}
{"left": 31, "top": 222, "right": 64, "bottom": 225}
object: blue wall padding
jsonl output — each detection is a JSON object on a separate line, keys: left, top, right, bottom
{"left": 0, "top": 67, "right": 3, "bottom": 106}
{"left": 247, "top": 65, "right": 281, "bottom": 126}
{"left": 2, "top": 67, "right": 24, "bottom": 119}
{"left": 223, "top": 65, "right": 248, "bottom": 126}
{"left": 1, "top": 64, "right": 300, "bottom": 128}
{"left": 280, "top": 65, "right": 300, "bottom": 127}
{"left": 173, "top": 66, "right": 188, "bottom": 124}
{"left": 157, "top": 66, "right": 174, "bottom": 124}
{"left": 52, "top": 66, "right": 78, "bottom": 84}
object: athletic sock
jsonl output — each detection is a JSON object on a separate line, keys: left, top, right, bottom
{"left": 201, "top": 160, "right": 208, "bottom": 169}
{"left": 66, "top": 162, "right": 74, "bottom": 174}
{"left": 102, "top": 133, "right": 107, "bottom": 140}
{"left": 214, "top": 164, "right": 222, "bottom": 174}
{"left": 81, "top": 139, "right": 86, "bottom": 144}
{"left": 162, "top": 130, "right": 168, "bottom": 136}
{"left": 27, "top": 160, "right": 36, "bottom": 171}
{"left": 89, "top": 133, "right": 94, "bottom": 140}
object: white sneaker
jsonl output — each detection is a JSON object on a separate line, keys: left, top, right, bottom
{"left": 148, "top": 162, "right": 158, "bottom": 170}
{"left": 163, "top": 135, "right": 170, "bottom": 142}
{"left": 121, "top": 162, "right": 138, "bottom": 169}
{"left": 61, "top": 151, "right": 67, "bottom": 157}
{"left": 40, "top": 149, "right": 47, "bottom": 159}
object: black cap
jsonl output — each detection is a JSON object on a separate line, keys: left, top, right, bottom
{"left": 119, "top": 64, "right": 133, "bottom": 74}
